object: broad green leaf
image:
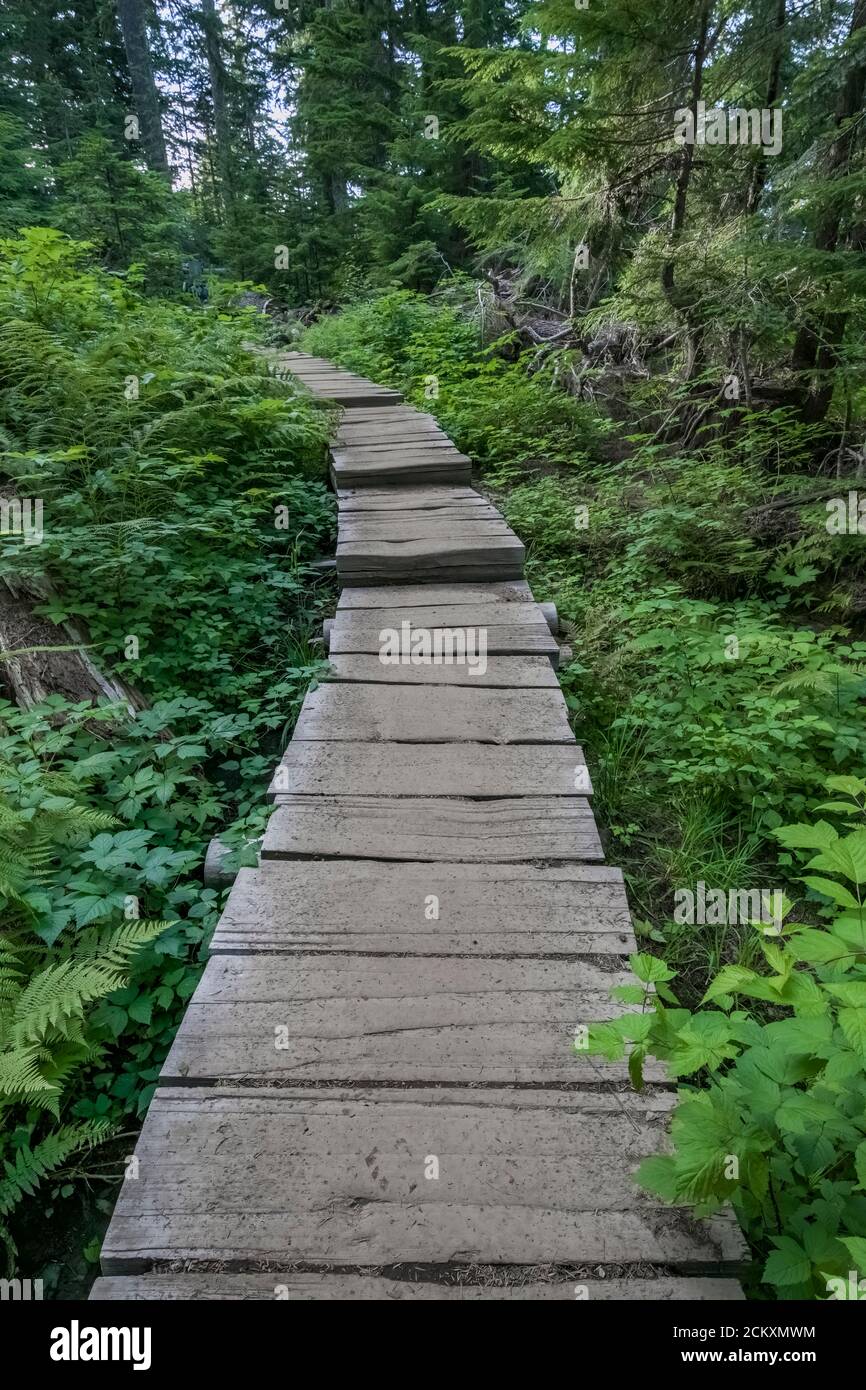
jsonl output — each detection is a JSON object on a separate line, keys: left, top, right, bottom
{"left": 838, "top": 1008, "right": 866, "bottom": 1061}
{"left": 840, "top": 1236, "right": 866, "bottom": 1277}
{"left": 801, "top": 876, "right": 861, "bottom": 910}
{"left": 702, "top": 965, "right": 759, "bottom": 1005}
{"left": 763, "top": 1237, "right": 812, "bottom": 1287}
{"left": 825, "top": 776, "right": 866, "bottom": 798}
{"left": 635, "top": 1154, "right": 678, "bottom": 1202}
{"left": 629, "top": 952, "right": 676, "bottom": 985}
{"left": 774, "top": 820, "right": 838, "bottom": 852}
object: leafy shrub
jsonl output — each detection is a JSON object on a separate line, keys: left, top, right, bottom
{"left": 583, "top": 776, "right": 866, "bottom": 1299}
{"left": 0, "top": 231, "right": 334, "bottom": 1264}
{"left": 303, "top": 288, "right": 603, "bottom": 480}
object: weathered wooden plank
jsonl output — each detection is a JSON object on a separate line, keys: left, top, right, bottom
{"left": 332, "top": 440, "right": 458, "bottom": 457}
{"left": 324, "top": 653, "right": 560, "bottom": 687}
{"left": 262, "top": 794, "right": 601, "bottom": 861}
{"left": 339, "top": 504, "right": 504, "bottom": 524}
{"left": 329, "top": 625, "right": 557, "bottom": 660}
{"left": 340, "top": 509, "right": 507, "bottom": 531}
{"left": 335, "top": 426, "right": 449, "bottom": 446}
{"left": 210, "top": 860, "right": 632, "bottom": 955}
{"left": 267, "top": 742, "right": 591, "bottom": 798}
{"left": 337, "top": 535, "right": 522, "bottom": 561}
{"left": 338, "top": 522, "right": 514, "bottom": 547}
{"left": 337, "top": 580, "right": 534, "bottom": 607}
{"left": 333, "top": 600, "right": 549, "bottom": 629}
{"left": 335, "top": 405, "right": 429, "bottom": 421}
{"left": 337, "top": 537, "right": 524, "bottom": 576}
{"left": 100, "top": 1088, "right": 744, "bottom": 1272}
{"left": 319, "top": 390, "right": 403, "bottom": 405}
{"left": 293, "top": 682, "right": 571, "bottom": 745}
{"left": 337, "top": 487, "right": 486, "bottom": 511}
{"left": 332, "top": 447, "right": 470, "bottom": 468}
{"left": 331, "top": 458, "right": 473, "bottom": 487}
{"left": 314, "top": 392, "right": 404, "bottom": 407}
{"left": 340, "top": 501, "right": 491, "bottom": 520}
{"left": 90, "top": 1272, "right": 745, "bottom": 1301}
{"left": 162, "top": 954, "right": 643, "bottom": 1085}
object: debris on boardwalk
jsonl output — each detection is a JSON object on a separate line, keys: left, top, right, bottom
{"left": 92, "top": 354, "right": 745, "bottom": 1302}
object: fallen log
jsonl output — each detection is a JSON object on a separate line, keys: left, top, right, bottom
{"left": 0, "top": 575, "right": 146, "bottom": 715}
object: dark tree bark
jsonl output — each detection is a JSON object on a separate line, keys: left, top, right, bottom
{"left": 791, "top": 0, "right": 866, "bottom": 424}
{"left": 115, "top": 0, "right": 169, "bottom": 176}
{"left": 746, "top": 0, "right": 786, "bottom": 216}
{"left": 661, "top": 1, "right": 711, "bottom": 379}
{"left": 201, "top": 0, "right": 234, "bottom": 214}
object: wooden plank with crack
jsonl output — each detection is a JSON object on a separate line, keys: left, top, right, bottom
{"left": 261, "top": 794, "right": 602, "bottom": 862}
{"left": 323, "top": 653, "right": 560, "bottom": 687}
{"left": 98, "top": 1088, "right": 745, "bottom": 1273}
{"left": 208, "top": 860, "right": 634, "bottom": 955}
{"left": 292, "top": 682, "right": 573, "bottom": 744}
{"left": 267, "top": 741, "right": 592, "bottom": 798}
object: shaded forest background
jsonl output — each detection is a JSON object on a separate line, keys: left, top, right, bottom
{"left": 1, "top": 0, "right": 864, "bottom": 436}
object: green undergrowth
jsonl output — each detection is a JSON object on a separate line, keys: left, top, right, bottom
{"left": 0, "top": 229, "right": 335, "bottom": 1274}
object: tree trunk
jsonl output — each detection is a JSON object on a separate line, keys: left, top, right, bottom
{"left": 746, "top": 0, "right": 786, "bottom": 215}
{"left": 661, "top": 1, "right": 710, "bottom": 379}
{"left": 790, "top": 0, "right": 866, "bottom": 424}
{"left": 115, "top": 0, "right": 170, "bottom": 177}
{"left": 201, "top": 0, "right": 234, "bottom": 216}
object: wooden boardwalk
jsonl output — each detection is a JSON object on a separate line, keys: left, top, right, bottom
{"left": 92, "top": 355, "right": 744, "bottom": 1301}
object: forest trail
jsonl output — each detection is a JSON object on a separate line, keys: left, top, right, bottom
{"left": 91, "top": 355, "right": 745, "bottom": 1301}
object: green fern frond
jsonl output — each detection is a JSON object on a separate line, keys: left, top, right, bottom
{"left": 75, "top": 918, "right": 172, "bottom": 968}
{"left": 0, "top": 1121, "right": 114, "bottom": 1217}
{"left": 7, "top": 960, "right": 124, "bottom": 1045}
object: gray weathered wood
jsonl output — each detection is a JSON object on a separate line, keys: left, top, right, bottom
{"left": 99, "top": 1087, "right": 744, "bottom": 1272}
{"left": 337, "top": 538, "right": 525, "bottom": 582}
{"left": 262, "top": 795, "right": 601, "bottom": 861}
{"left": 90, "top": 1273, "right": 745, "bottom": 1301}
{"left": 292, "top": 683, "right": 572, "bottom": 744}
{"left": 267, "top": 742, "right": 591, "bottom": 798}
{"left": 340, "top": 504, "right": 504, "bottom": 524}
{"left": 333, "top": 600, "right": 550, "bottom": 628}
{"left": 334, "top": 404, "right": 429, "bottom": 421}
{"left": 338, "top": 521, "right": 515, "bottom": 547}
{"left": 337, "top": 487, "right": 486, "bottom": 511}
{"left": 329, "top": 624, "right": 557, "bottom": 661}
{"left": 333, "top": 440, "right": 458, "bottom": 457}
{"left": 161, "top": 953, "right": 645, "bottom": 1084}
{"left": 337, "top": 580, "right": 534, "bottom": 607}
{"left": 335, "top": 427, "right": 448, "bottom": 446}
{"left": 331, "top": 458, "right": 473, "bottom": 486}
{"left": 210, "top": 859, "right": 632, "bottom": 955}
{"left": 324, "top": 653, "right": 560, "bottom": 687}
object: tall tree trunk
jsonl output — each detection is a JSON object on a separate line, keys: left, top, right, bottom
{"left": 746, "top": 0, "right": 786, "bottom": 215}
{"left": 115, "top": 0, "right": 169, "bottom": 176}
{"left": 661, "top": 1, "right": 710, "bottom": 379}
{"left": 201, "top": 0, "right": 234, "bottom": 216}
{"left": 791, "top": 0, "right": 866, "bottom": 424}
